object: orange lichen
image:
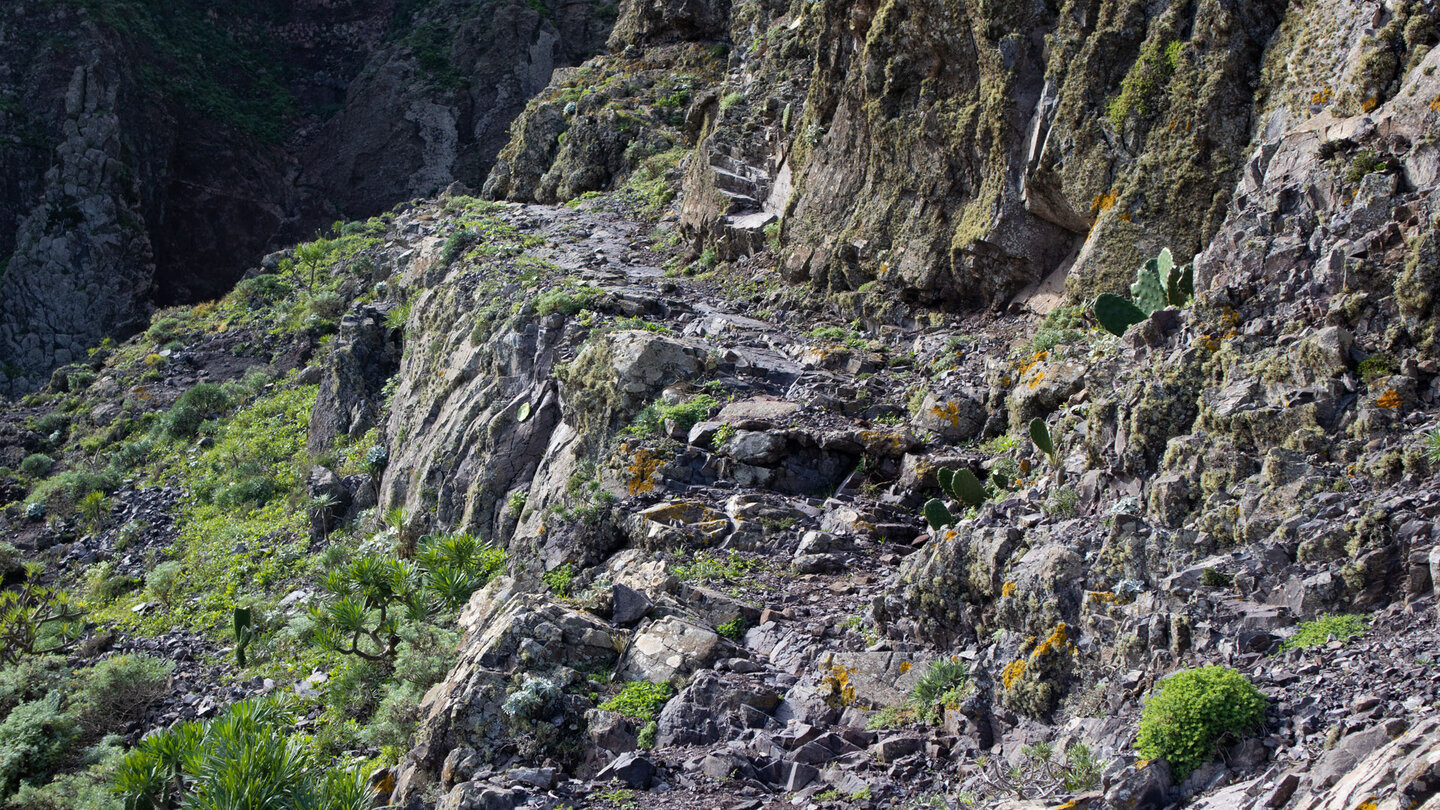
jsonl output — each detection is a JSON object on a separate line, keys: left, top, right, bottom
{"left": 1001, "top": 581, "right": 1017, "bottom": 598}
{"left": 1311, "top": 88, "right": 1334, "bottom": 105}
{"left": 1033, "top": 623, "right": 1070, "bottom": 657}
{"left": 1377, "top": 389, "right": 1402, "bottom": 410}
{"left": 899, "top": 660, "right": 912, "bottom": 675}
{"left": 625, "top": 446, "right": 664, "bottom": 494}
{"left": 930, "top": 401, "right": 963, "bottom": 427}
{"left": 1091, "top": 189, "right": 1118, "bottom": 214}
{"left": 1361, "top": 96, "right": 1379, "bottom": 113}
{"left": 1355, "top": 799, "right": 1378, "bottom": 810}
{"left": 1027, "top": 371, "right": 1046, "bottom": 390}
{"left": 1431, "top": 94, "right": 1440, "bottom": 113}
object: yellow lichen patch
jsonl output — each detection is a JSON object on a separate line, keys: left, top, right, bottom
{"left": 1311, "top": 88, "right": 1334, "bottom": 105}
{"left": 1377, "top": 389, "right": 1402, "bottom": 410}
{"left": 1087, "top": 590, "right": 1118, "bottom": 604}
{"left": 1055, "top": 801, "right": 1078, "bottom": 810}
{"left": 624, "top": 445, "right": 664, "bottom": 494}
{"left": 820, "top": 665, "right": 860, "bottom": 708}
{"left": 899, "top": 660, "right": 912, "bottom": 675}
{"left": 1431, "top": 94, "right": 1440, "bottom": 113}
{"left": 1361, "top": 96, "right": 1379, "bottom": 113}
{"left": 930, "top": 401, "right": 963, "bottom": 427}
{"left": 1355, "top": 799, "right": 1378, "bottom": 810}
{"left": 1028, "top": 371, "right": 1046, "bottom": 390}
{"left": 1001, "top": 658, "right": 1028, "bottom": 690}
{"left": 1001, "top": 581, "right": 1017, "bottom": 598}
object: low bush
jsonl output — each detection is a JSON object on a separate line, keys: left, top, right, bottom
{"left": 1135, "top": 665, "right": 1267, "bottom": 779}
{"left": 17, "top": 455, "right": 52, "bottom": 479}
{"left": 165, "top": 383, "right": 234, "bottom": 439}
{"left": 111, "top": 697, "right": 371, "bottom": 810}
{"left": 1280, "top": 614, "right": 1366, "bottom": 652}
{"left": 70, "top": 654, "right": 175, "bottom": 739}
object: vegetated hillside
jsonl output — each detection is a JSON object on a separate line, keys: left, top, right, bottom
{"left": 0, "top": 0, "right": 1439, "bottom": 809}
{"left": 0, "top": 0, "right": 614, "bottom": 395}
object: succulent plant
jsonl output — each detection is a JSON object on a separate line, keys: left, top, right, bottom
{"left": 1130, "top": 253, "right": 1169, "bottom": 315}
{"left": 939, "top": 467, "right": 985, "bottom": 507}
{"left": 1095, "top": 293, "right": 1147, "bottom": 337}
{"left": 924, "top": 498, "right": 955, "bottom": 530}
{"left": 233, "top": 606, "right": 255, "bottom": 667}
{"left": 1029, "top": 417, "right": 1058, "bottom": 467}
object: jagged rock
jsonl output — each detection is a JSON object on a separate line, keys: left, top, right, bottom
{"left": 437, "top": 782, "right": 519, "bottom": 810}
{"left": 307, "top": 306, "right": 401, "bottom": 453}
{"left": 655, "top": 670, "right": 780, "bottom": 747}
{"left": 611, "top": 583, "right": 653, "bottom": 625}
{"left": 1288, "top": 717, "right": 1440, "bottom": 810}
{"left": 1105, "top": 759, "right": 1173, "bottom": 810}
{"left": 595, "top": 752, "right": 656, "bottom": 788}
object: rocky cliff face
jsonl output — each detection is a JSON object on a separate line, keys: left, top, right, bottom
{"left": 0, "top": 0, "right": 612, "bottom": 394}
{"left": 4, "top": 0, "right": 1440, "bottom": 809}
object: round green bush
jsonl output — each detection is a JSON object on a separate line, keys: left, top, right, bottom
{"left": 1136, "top": 665, "right": 1267, "bottom": 779}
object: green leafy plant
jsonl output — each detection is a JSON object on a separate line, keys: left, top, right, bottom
{"left": 1135, "top": 665, "right": 1267, "bottom": 779}
{"left": 716, "top": 616, "right": 748, "bottom": 640}
{"left": 111, "top": 696, "right": 371, "bottom": 810}
{"left": 0, "top": 693, "right": 78, "bottom": 797}
{"left": 1279, "top": 613, "right": 1367, "bottom": 652}
{"left": 18, "top": 453, "right": 53, "bottom": 479}
{"left": 164, "top": 383, "right": 233, "bottom": 439}
{"left": 923, "top": 498, "right": 955, "bottom": 531}
{"left": 1096, "top": 248, "right": 1193, "bottom": 336}
{"left": 70, "top": 653, "right": 175, "bottom": 741}
{"left": 599, "top": 681, "right": 675, "bottom": 722}
{"left": 1095, "top": 293, "right": 1147, "bottom": 337}
{"left": 1425, "top": 428, "right": 1440, "bottom": 464}
{"left": 542, "top": 563, "right": 575, "bottom": 598}
{"left": 938, "top": 467, "right": 984, "bottom": 507}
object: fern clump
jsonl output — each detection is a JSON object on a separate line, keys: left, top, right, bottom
{"left": 1136, "top": 666, "right": 1267, "bottom": 779}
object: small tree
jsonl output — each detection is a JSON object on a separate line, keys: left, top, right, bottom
{"left": 0, "top": 564, "right": 86, "bottom": 665}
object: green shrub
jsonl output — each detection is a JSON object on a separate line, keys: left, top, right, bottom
{"left": 599, "top": 681, "right": 675, "bottom": 722}
{"left": 1357, "top": 353, "right": 1396, "bottom": 383}
{"left": 17, "top": 455, "right": 52, "bottom": 479}
{"left": 716, "top": 616, "right": 747, "bottom": 640}
{"left": 626, "top": 394, "right": 718, "bottom": 437}
{"left": 311, "top": 533, "right": 505, "bottom": 660}
{"left": 534, "top": 286, "right": 600, "bottom": 317}
{"left": 26, "top": 469, "right": 117, "bottom": 512}
{"left": 0, "top": 694, "right": 79, "bottom": 797}
{"left": 1279, "top": 614, "right": 1367, "bottom": 652}
{"left": 1135, "top": 666, "right": 1267, "bottom": 779}
{"left": 70, "top": 654, "right": 175, "bottom": 739}
{"left": 144, "top": 562, "right": 185, "bottom": 607}
{"left": 165, "top": 383, "right": 233, "bottom": 439}
{"left": 145, "top": 316, "right": 184, "bottom": 345}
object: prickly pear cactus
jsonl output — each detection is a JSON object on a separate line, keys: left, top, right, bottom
{"left": 948, "top": 467, "right": 985, "bottom": 507}
{"left": 1029, "top": 417, "right": 1054, "bottom": 460}
{"left": 1131, "top": 256, "right": 1168, "bottom": 315}
{"left": 924, "top": 498, "right": 955, "bottom": 530}
{"left": 1096, "top": 293, "right": 1147, "bottom": 336}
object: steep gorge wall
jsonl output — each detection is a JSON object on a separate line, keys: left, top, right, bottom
{"left": 0, "top": 0, "right": 614, "bottom": 394}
